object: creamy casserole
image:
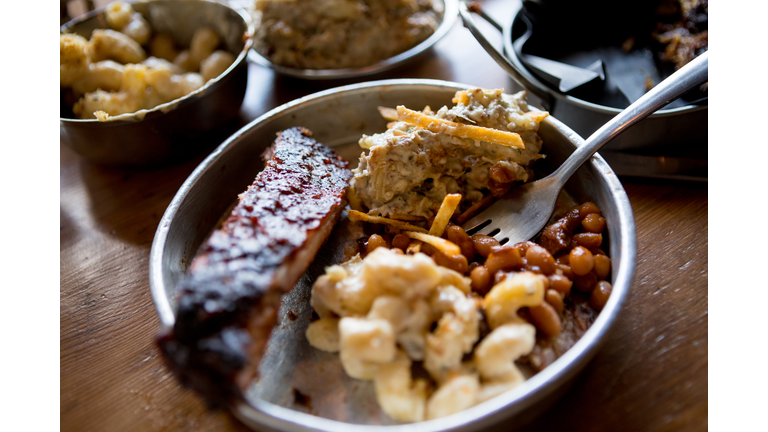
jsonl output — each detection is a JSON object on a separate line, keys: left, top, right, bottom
{"left": 253, "top": 0, "right": 443, "bottom": 69}
{"left": 352, "top": 89, "right": 546, "bottom": 219}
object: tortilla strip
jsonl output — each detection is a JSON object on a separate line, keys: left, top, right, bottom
{"left": 390, "top": 213, "right": 427, "bottom": 222}
{"left": 406, "top": 240, "right": 423, "bottom": 255}
{"left": 347, "top": 186, "right": 364, "bottom": 212}
{"left": 428, "top": 194, "right": 462, "bottom": 237}
{"left": 348, "top": 210, "right": 428, "bottom": 233}
{"left": 526, "top": 111, "right": 549, "bottom": 122}
{"left": 378, "top": 106, "right": 398, "bottom": 121}
{"left": 396, "top": 106, "right": 525, "bottom": 149}
{"left": 403, "top": 231, "right": 461, "bottom": 256}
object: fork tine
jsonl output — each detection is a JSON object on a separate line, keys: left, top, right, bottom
{"left": 464, "top": 218, "right": 492, "bottom": 236}
{"left": 461, "top": 179, "right": 560, "bottom": 246}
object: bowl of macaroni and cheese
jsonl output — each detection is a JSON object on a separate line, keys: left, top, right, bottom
{"left": 60, "top": 0, "right": 253, "bottom": 166}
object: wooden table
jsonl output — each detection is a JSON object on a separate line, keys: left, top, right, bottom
{"left": 60, "top": 1, "right": 707, "bottom": 430}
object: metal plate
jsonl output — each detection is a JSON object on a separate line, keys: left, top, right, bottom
{"left": 149, "top": 79, "right": 636, "bottom": 431}
{"left": 246, "top": 0, "right": 458, "bottom": 80}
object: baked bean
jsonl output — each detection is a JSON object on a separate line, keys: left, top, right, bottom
{"left": 577, "top": 202, "right": 601, "bottom": 217}
{"left": 555, "top": 254, "right": 570, "bottom": 265}
{"left": 391, "top": 248, "right": 404, "bottom": 255}
{"left": 525, "top": 245, "right": 556, "bottom": 275}
{"left": 511, "top": 241, "right": 536, "bottom": 256}
{"left": 486, "top": 246, "right": 523, "bottom": 274}
{"left": 574, "top": 232, "right": 603, "bottom": 249}
{"left": 555, "top": 263, "right": 574, "bottom": 279}
{"left": 516, "top": 307, "right": 531, "bottom": 323}
{"left": 392, "top": 233, "right": 411, "bottom": 251}
{"left": 590, "top": 281, "right": 612, "bottom": 310}
{"left": 488, "top": 177, "right": 512, "bottom": 197}
{"left": 468, "top": 261, "right": 480, "bottom": 273}
{"left": 573, "top": 272, "right": 598, "bottom": 292}
{"left": 582, "top": 213, "right": 606, "bottom": 233}
{"left": 489, "top": 163, "right": 516, "bottom": 184}
{"left": 366, "top": 234, "right": 389, "bottom": 254}
{"left": 569, "top": 246, "right": 594, "bottom": 276}
{"left": 545, "top": 289, "right": 564, "bottom": 313}
{"left": 529, "top": 302, "right": 562, "bottom": 337}
{"left": 593, "top": 255, "right": 611, "bottom": 280}
{"left": 548, "top": 274, "right": 572, "bottom": 297}
{"left": 421, "top": 242, "right": 437, "bottom": 256}
{"left": 433, "top": 251, "right": 468, "bottom": 274}
{"left": 589, "top": 247, "right": 606, "bottom": 256}
{"left": 470, "top": 234, "right": 500, "bottom": 257}
{"left": 523, "top": 264, "right": 542, "bottom": 274}
{"left": 470, "top": 265, "right": 492, "bottom": 295}
{"left": 445, "top": 225, "right": 476, "bottom": 259}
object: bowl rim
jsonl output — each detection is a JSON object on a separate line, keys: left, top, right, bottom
{"left": 149, "top": 78, "right": 636, "bottom": 431}
{"left": 246, "top": 0, "right": 458, "bottom": 80}
{"left": 60, "top": 0, "right": 254, "bottom": 124}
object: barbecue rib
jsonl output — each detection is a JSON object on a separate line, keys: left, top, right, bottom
{"left": 157, "top": 127, "right": 352, "bottom": 406}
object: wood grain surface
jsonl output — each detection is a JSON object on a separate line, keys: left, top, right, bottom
{"left": 60, "top": 1, "right": 707, "bottom": 430}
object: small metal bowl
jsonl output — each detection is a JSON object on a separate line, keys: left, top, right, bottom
{"left": 60, "top": 0, "right": 254, "bottom": 166}
{"left": 247, "top": 0, "right": 458, "bottom": 80}
{"left": 150, "top": 79, "right": 636, "bottom": 431}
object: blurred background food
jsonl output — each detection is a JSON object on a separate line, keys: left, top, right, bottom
{"left": 61, "top": 1, "right": 236, "bottom": 120}
{"left": 252, "top": 0, "right": 444, "bottom": 70}
{"left": 59, "top": 0, "right": 252, "bottom": 166}
{"left": 510, "top": 0, "right": 707, "bottom": 108}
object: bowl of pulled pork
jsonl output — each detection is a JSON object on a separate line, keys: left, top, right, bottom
{"left": 248, "top": 0, "right": 458, "bottom": 79}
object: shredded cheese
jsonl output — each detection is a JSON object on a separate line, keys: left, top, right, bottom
{"left": 348, "top": 210, "right": 428, "bottom": 233}
{"left": 396, "top": 106, "right": 525, "bottom": 149}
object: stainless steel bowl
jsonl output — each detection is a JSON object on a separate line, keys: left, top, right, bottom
{"left": 247, "top": 0, "right": 458, "bottom": 80}
{"left": 150, "top": 79, "right": 636, "bottom": 431}
{"left": 60, "top": 0, "right": 254, "bottom": 166}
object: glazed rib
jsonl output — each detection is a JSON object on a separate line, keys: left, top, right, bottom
{"left": 157, "top": 127, "right": 351, "bottom": 405}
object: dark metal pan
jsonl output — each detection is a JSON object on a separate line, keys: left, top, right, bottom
{"left": 459, "top": 2, "right": 707, "bottom": 177}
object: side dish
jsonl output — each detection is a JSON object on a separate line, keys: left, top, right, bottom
{"left": 253, "top": 0, "right": 443, "bottom": 70}
{"left": 353, "top": 89, "right": 547, "bottom": 220}
{"left": 157, "top": 128, "right": 351, "bottom": 405}
{"left": 60, "top": 1, "right": 236, "bottom": 120}
{"left": 305, "top": 89, "right": 613, "bottom": 422}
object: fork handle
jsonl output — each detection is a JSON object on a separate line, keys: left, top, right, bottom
{"left": 550, "top": 51, "right": 709, "bottom": 184}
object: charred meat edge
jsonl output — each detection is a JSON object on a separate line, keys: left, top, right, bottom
{"left": 157, "top": 127, "right": 352, "bottom": 406}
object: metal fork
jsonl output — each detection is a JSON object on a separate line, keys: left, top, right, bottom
{"left": 462, "top": 51, "right": 708, "bottom": 243}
